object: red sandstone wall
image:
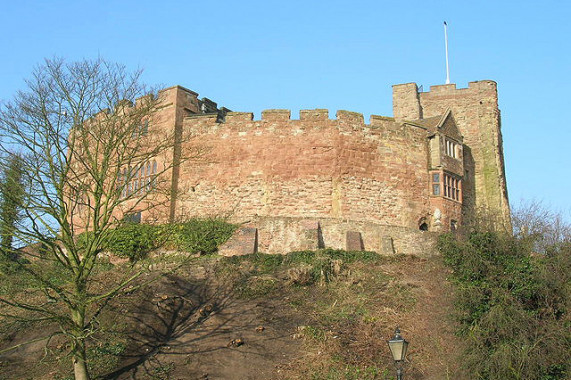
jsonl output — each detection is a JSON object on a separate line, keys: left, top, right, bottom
{"left": 67, "top": 83, "right": 474, "bottom": 256}
{"left": 69, "top": 86, "right": 199, "bottom": 232}
{"left": 176, "top": 109, "right": 436, "bottom": 230}
{"left": 393, "top": 81, "right": 510, "bottom": 229}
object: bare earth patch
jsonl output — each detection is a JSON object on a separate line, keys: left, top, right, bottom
{"left": 0, "top": 253, "right": 462, "bottom": 380}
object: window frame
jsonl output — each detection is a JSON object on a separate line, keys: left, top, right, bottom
{"left": 118, "top": 160, "right": 157, "bottom": 199}
{"left": 445, "top": 138, "right": 458, "bottom": 159}
{"left": 443, "top": 172, "right": 461, "bottom": 201}
{"left": 431, "top": 172, "right": 441, "bottom": 196}
{"left": 430, "top": 170, "right": 462, "bottom": 202}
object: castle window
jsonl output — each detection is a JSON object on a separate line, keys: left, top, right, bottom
{"left": 141, "top": 120, "right": 149, "bottom": 135}
{"left": 443, "top": 173, "right": 461, "bottom": 201}
{"left": 123, "top": 212, "right": 141, "bottom": 224}
{"left": 131, "top": 120, "right": 149, "bottom": 138}
{"left": 445, "top": 139, "right": 458, "bottom": 158}
{"left": 119, "top": 160, "right": 157, "bottom": 199}
{"left": 431, "top": 173, "right": 441, "bottom": 196}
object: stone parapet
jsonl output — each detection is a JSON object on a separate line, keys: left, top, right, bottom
{"left": 261, "top": 109, "right": 291, "bottom": 121}
{"left": 224, "top": 216, "right": 439, "bottom": 256}
{"left": 225, "top": 112, "right": 254, "bottom": 122}
{"left": 300, "top": 109, "right": 329, "bottom": 121}
{"left": 183, "top": 107, "right": 427, "bottom": 138}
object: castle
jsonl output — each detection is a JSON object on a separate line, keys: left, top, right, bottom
{"left": 80, "top": 80, "right": 511, "bottom": 256}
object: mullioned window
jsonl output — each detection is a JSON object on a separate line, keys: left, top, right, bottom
{"left": 445, "top": 139, "right": 458, "bottom": 158}
{"left": 118, "top": 160, "right": 157, "bottom": 198}
{"left": 430, "top": 171, "right": 462, "bottom": 202}
{"left": 443, "top": 173, "right": 460, "bottom": 201}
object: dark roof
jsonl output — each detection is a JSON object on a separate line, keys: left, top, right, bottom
{"left": 409, "top": 115, "right": 442, "bottom": 129}
{"left": 404, "top": 108, "right": 453, "bottom": 134}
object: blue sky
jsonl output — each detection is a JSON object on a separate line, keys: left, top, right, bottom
{"left": 1, "top": 0, "right": 569, "bottom": 218}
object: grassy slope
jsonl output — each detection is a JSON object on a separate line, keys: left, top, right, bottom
{"left": 0, "top": 249, "right": 461, "bottom": 380}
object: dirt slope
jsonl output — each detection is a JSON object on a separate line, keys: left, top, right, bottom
{"left": 0, "top": 253, "right": 462, "bottom": 380}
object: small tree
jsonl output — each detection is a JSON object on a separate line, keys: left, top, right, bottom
{"left": 439, "top": 205, "right": 571, "bottom": 379}
{"left": 0, "top": 154, "right": 25, "bottom": 259}
{"left": 512, "top": 199, "right": 571, "bottom": 254}
{"left": 0, "top": 58, "right": 188, "bottom": 379}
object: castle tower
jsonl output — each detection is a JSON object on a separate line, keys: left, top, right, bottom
{"left": 393, "top": 81, "right": 511, "bottom": 230}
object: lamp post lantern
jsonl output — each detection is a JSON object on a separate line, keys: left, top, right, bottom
{"left": 387, "top": 327, "right": 409, "bottom": 380}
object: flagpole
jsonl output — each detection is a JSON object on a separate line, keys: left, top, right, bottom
{"left": 444, "top": 21, "right": 450, "bottom": 84}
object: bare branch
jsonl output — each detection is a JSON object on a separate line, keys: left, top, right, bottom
{"left": 0, "top": 57, "right": 184, "bottom": 380}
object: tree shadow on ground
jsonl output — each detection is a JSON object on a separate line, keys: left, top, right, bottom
{"left": 101, "top": 272, "right": 299, "bottom": 380}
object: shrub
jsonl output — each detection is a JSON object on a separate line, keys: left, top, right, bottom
{"left": 439, "top": 232, "right": 570, "bottom": 379}
{"left": 105, "top": 223, "right": 157, "bottom": 261}
{"left": 165, "top": 218, "right": 236, "bottom": 255}
{"left": 77, "top": 218, "right": 236, "bottom": 261}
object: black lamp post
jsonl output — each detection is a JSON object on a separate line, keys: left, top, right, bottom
{"left": 387, "top": 327, "right": 409, "bottom": 380}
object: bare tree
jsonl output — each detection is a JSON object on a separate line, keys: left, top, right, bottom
{"left": 512, "top": 199, "right": 571, "bottom": 254}
{"left": 0, "top": 58, "right": 181, "bottom": 380}
{"left": 0, "top": 154, "right": 25, "bottom": 259}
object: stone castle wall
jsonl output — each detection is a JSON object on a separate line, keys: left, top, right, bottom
{"left": 71, "top": 80, "right": 509, "bottom": 257}
{"left": 393, "top": 80, "right": 511, "bottom": 230}
{"left": 175, "top": 109, "right": 440, "bottom": 230}
{"left": 165, "top": 105, "right": 466, "bottom": 256}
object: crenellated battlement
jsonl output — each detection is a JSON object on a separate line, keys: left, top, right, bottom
{"left": 336, "top": 110, "right": 364, "bottom": 124}
{"left": 225, "top": 112, "right": 254, "bottom": 122}
{"left": 261, "top": 109, "right": 290, "bottom": 121}
{"left": 183, "top": 108, "right": 421, "bottom": 133}
{"left": 421, "top": 80, "right": 497, "bottom": 96}
{"left": 300, "top": 109, "right": 329, "bottom": 121}
{"left": 393, "top": 80, "right": 498, "bottom": 122}
{"left": 72, "top": 80, "right": 512, "bottom": 256}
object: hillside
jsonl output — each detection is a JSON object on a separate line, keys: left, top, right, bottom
{"left": 0, "top": 248, "right": 461, "bottom": 380}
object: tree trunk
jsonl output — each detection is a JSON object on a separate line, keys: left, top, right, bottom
{"left": 71, "top": 306, "right": 90, "bottom": 380}
{"left": 73, "top": 346, "right": 90, "bottom": 380}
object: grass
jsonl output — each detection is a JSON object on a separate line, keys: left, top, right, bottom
{"left": 87, "top": 341, "right": 127, "bottom": 374}
{"left": 149, "top": 362, "right": 175, "bottom": 379}
{"left": 209, "top": 248, "right": 421, "bottom": 378}
{"left": 235, "top": 275, "right": 280, "bottom": 299}
{"left": 299, "top": 325, "right": 328, "bottom": 341}
{"left": 214, "top": 248, "right": 415, "bottom": 328}
{"left": 1, "top": 246, "right": 441, "bottom": 379}
{"left": 310, "top": 364, "right": 391, "bottom": 380}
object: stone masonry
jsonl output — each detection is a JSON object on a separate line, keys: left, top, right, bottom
{"left": 393, "top": 81, "right": 511, "bottom": 229}
{"left": 73, "top": 81, "right": 511, "bottom": 256}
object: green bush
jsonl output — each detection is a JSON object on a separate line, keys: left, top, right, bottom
{"left": 164, "top": 219, "right": 237, "bottom": 255}
{"left": 76, "top": 218, "right": 236, "bottom": 261}
{"left": 105, "top": 223, "right": 158, "bottom": 261}
{"left": 438, "top": 232, "right": 570, "bottom": 379}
